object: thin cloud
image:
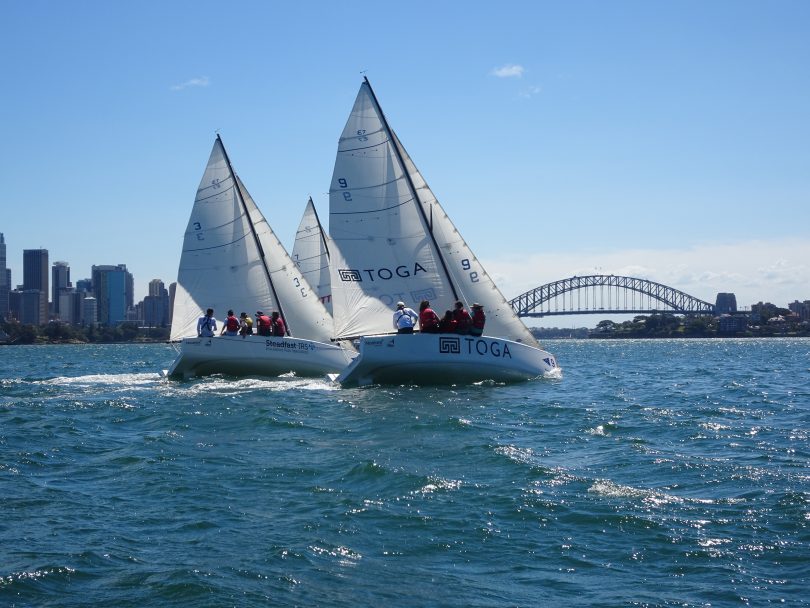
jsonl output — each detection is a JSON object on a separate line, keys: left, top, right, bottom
{"left": 520, "top": 85, "right": 542, "bottom": 98}
{"left": 170, "top": 76, "right": 210, "bottom": 91}
{"left": 491, "top": 64, "right": 525, "bottom": 78}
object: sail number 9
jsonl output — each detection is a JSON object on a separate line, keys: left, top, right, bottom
{"left": 461, "top": 259, "right": 479, "bottom": 283}
{"left": 338, "top": 178, "right": 352, "bottom": 201}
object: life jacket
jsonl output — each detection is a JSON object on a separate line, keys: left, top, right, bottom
{"left": 226, "top": 316, "right": 239, "bottom": 332}
{"left": 439, "top": 317, "right": 457, "bottom": 333}
{"left": 420, "top": 308, "right": 441, "bottom": 332}
{"left": 257, "top": 315, "right": 272, "bottom": 335}
{"left": 272, "top": 317, "right": 286, "bottom": 336}
{"left": 453, "top": 308, "right": 472, "bottom": 334}
{"left": 471, "top": 309, "right": 485, "bottom": 334}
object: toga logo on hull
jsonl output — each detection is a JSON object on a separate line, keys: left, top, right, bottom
{"left": 438, "top": 336, "right": 512, "bottom": 359}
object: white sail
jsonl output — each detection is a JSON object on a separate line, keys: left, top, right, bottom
{"left": 170, "top": 137, "right": 334, "bottom": 344}
{"left": 328, "top": 81, "right": 538, "bottom": 347}
{"left": 292, "top": 198, "right": 333, "bottom": 314}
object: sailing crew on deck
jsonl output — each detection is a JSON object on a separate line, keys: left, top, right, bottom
{"left": 418, "top": 300, "right": 441, "bottom": 333}
{"left": 470, "top": 303, "right": 486, "bottom": 336}
{"left": 197, "top": 308, "right": 218, "bottom": 337}
{"left": 393, "top": 301, "right": 419, "bottom": 334}
{"left": 271, "top": 312, "right": 286, "bottom": 336}
{"left": 453, "top": 301, "right": 472, "bottom": 335}
{"left": 221, "top": 310, "right": 240, "bottom": 336}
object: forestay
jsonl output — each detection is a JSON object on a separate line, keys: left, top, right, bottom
{"left": 328, "top": 80, "right": 538, "bottom": 346}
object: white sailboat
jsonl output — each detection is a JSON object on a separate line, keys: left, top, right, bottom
{"left": 292, "top": 197, "right": 332, "bottom": 314}
{"left": 328, "top": 78, "right": 559, "bottom": 387}
{"left": 166, "top": 136, "right": 354, "bottom": 379}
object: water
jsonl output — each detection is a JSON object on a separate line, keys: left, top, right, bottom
{"left": 1, "top": 339, "right": 808, "bottom": 607}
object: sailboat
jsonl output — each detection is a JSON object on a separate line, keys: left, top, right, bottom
{"left": 292, "top": 197, "right": 332, "bottom": 314}
{"left": 166, "top": 136, "right": 354, "bottom": 379}
{"left": 328, "top": 78, "right": 559, "bottom": 386}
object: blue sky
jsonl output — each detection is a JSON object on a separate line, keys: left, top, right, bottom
{"left": 2, "top": 1, "right": 808, "bottom": 325}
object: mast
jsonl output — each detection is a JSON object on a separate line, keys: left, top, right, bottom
{"left": 362, "top": 77, "right": 460, "bottom": 302}
{"left": 216, "top": 134, "right": 291, "bottom": 336}
{"left": 308, "top": 196, "right": 330, "bottom": 260}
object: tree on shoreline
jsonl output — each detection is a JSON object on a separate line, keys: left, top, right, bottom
{"left": 1, "top": 320, "right": 170, "bottom": 344}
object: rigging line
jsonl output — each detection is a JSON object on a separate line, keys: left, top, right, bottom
{"left": 363, "top": 77, "right": 459, "bottom": 302}
{"left": 216, "top": 134, "right": 291, "bottom": 337}
{"left": 308, "top": 196, "right": 331, "bottom": 260}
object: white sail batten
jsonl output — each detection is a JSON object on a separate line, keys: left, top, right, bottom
{"left": 328, "top": 81, "right": 537, "bottom": 346}
{"left": 292, "top": 199, "right": 333, "bottom": 314}
{"left": 170, "top": 138, "right": 333, "bottom": 344}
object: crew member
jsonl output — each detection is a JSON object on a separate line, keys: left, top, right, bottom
{"left": 221, "top": 310, "right": 240, "bottom": 336}
{"left": 452, "top": 301, "right": 472, "bottom": 335}
{"left": 419, "top": 300, "right": 441, "bottom": 333}
{"left": 392, "top": 301, "right": 419, "bottom": 334}
{"left": 470, "top": 303, "right": 486, "bottom": 336}
{"left": 197, "top": 308, "right": 217, "bottom": 337}
{"left": 271, "top": 311, "right": 286, "bottom": 336}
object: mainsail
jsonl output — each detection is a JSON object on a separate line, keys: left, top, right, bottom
{"left": 170, "top": 136, "right": 334, "bottom": 343}
{"left": 328, "top": 79, "right": 538, "bottom": 347}
{"left": 292, "top": 198, "right": 332, "bottom": 314}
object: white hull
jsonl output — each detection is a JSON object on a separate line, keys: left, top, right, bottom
{"left": 167, "top": 335, "right": 355, "bottom": 380}
{"left": 337, "top": 333, "right": 559, "bottom": 387}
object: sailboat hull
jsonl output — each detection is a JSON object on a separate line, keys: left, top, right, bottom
{"left": 167, "top": 336, "right": 354, "bottom": 380}
{"left": 336, "top": 334, "right": 559, "bottom": 387}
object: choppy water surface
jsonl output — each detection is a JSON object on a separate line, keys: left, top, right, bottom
{"left": 1, "top": 339, "right": 808, "bottom": 606}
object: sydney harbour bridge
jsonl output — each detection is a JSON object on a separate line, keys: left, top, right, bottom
{"left": 509, "top": 275, "right": 718, "bottom": 318}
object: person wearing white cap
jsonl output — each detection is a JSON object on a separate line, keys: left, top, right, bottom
{"left": 392, "top": 301, "right": 419, "bottom": 334}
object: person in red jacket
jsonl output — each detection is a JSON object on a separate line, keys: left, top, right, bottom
{"left": 255, "top": 311, "right": 272, "bottom": 336}
{"left": 271, "top": 311, "right": 286, "bottom": 336}
{"left": 418, "top": 300, "right": 441, "bottom": 333}
{"left": 453, "top": 301, "right": 472, "bottom": 335}
{"left": 470, "top": 303, "right": 486, "bottom": 336}
{"left": 220, "top": 310, "right": 240, "bottom": 336}
{"left": 439, "top": 310, "right": 457, "bottom": 333}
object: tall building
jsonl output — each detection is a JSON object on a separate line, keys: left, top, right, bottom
{"left": 91, "top": 264, "right": 134, "bottom": 325}
{"left": 52, "top": 261, "right": 71, "bottom": 317}
{"left": 714, "top": 293, "right": 737, "bottom": 315}
{"left": 0, "top": 233, "right": 8, "bottom": 319}
{"left": 143, "top": 279, "right": 170, "bottom": 327}
{"left": 23, "top": 248, "right": 49, "bottom": 324}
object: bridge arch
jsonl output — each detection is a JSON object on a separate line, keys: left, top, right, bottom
{"left": 509, "top": 275, "right": 716, "bottom": 318}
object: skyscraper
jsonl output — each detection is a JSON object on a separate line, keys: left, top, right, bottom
{"left": 143, "top": 279, "right": 170, "bottom": 327}
{"left": 92, "top": 264, "right": 134, "bottom": 325}
{"left": 52, "top": 261, "right": 71, "bottom": 317}
{"left": 0, "top": 233, "right": 8, "bottom": 319}
{"left": 23, "top": 248, "right": 49, "bottom": 324}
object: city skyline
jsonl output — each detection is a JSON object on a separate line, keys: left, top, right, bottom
{"left": 2, "top": 2, "right": 808, "bottom": 325}
{"left": 0, "top": 232, "right": 805, "bottom": 328}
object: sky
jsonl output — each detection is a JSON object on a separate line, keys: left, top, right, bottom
{"left": 2, "top": 1, "right": 808, "bottom": 327}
